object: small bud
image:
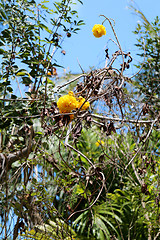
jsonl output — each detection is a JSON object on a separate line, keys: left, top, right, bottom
{"left": 67, "top": 32, "right": 71, "bottom": 38}
{"left": 51, "top": 67, "right": 57, "bottom": 76}
{"left": 17, "top": 38, "right": 20, "bottom": 43}
{"left": 61, "top": 50, "right": 66, "bottom": 55}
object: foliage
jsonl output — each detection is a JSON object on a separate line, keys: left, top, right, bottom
{"left": 22, "top": 219, "right": 77, "bottom": 240}
{"left": 133, "top": 9, "right": 160, "bottom": 113}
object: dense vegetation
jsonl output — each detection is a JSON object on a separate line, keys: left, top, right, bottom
{"left": 0, "top": 0, "right": 159, "bottom": 239}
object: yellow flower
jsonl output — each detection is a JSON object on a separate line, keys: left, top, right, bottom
{"left": 57, "top": 93, "right": 77, "bottom": 113}
{"left": 57, "top": 92, "right": 90, "bottom": 122}
{"left": 92, "top": 24, "right": 106, "bottom": 38}
{"left": 95, "top": 140, "right": 104, "bottom": 147}
{"left": 77, "top": 96, "right": 90, "bottom": 110}
{"left": 68, "top": 91, "right": 74, "bottom": 96}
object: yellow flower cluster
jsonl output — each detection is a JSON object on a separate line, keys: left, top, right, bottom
{"left": 57, "top": 92, "right": 77, "bottom": 113}
{"left": 57, "top": 92, "right": 90, "bottom": 120}
{"left": 77, "top": 96, "right": 90, "bottom": 111}
{"left": 95, "top": 140, "right": 104, "bottom": 147}
{"left": 92, "top": 24, "right": 106, "bottom": 38}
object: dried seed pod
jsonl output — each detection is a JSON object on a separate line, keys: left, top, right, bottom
{"left": 61, "top": 50, "right": 66, "bottom": 55}
{"left": 142, "top": 103, "right": 149, "bottom": 115}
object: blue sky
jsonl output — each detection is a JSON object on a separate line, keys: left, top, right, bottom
{"left": 56, "top": 0, "right": 160, "bottom": 76}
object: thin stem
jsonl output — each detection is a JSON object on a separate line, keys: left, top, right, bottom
{"left": 125, "top": 116, "right": 159, "bottom": 170}
{"left": 100, "top": 15, "right": 125, "bottom": 75}
{"left": 67, "top": 171, "right": 105, "bottom": 220}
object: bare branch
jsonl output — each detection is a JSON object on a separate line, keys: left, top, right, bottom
{"left": 91, "top": 113, "right": 156, "bottom": 124}
{"left": 125, "top": 116, "right": 159, "bottom": 170}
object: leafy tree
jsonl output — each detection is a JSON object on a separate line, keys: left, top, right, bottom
{"left": 133, "top": 8, "right": 160, "bottom": 114}
{"left": 0, "top": 0, "right": 84, "bottom": 238}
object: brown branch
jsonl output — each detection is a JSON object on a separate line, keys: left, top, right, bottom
{"left": 66, "top": 143, "right": 94, "bottom": 168}
{"left": 0, "top": 145, "right": 33, "bottom": 182}
{"left": 91, "top": 113, "right": 156, "bottom": 124}
{"left": 100, "top": 15, "right": 125, "bottom": 75}
{"left": 57, "top": 74, "right": 87, "bottom": 90}
{"left": 0, "top": 127, "right": 34, "bottom": 182}
{"left": 13, "top": 216, "right": 20, "bottom": 240}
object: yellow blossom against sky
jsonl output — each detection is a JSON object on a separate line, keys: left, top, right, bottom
{"left": 92, "top": 24, "right": 106, "bottom": 38}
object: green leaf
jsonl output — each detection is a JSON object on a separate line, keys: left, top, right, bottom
{"left": 16, "top": 71, "right": 28, "bottom": 76}
{"left": 94, "top": 217, "right": 110, "bottom": 239}
{"left": 0, "top": 48, "right": 5, "bottom": 54}
{"left": 0, "top": 9, "right": 6, "bottom": 19}
{"left": 77, "top": 20, "right": 85, "bottom": 26}
{"left": 7, "top": 86, "right": 13, "bottom": 92}
{"left": 11, "top": 161, "right": 21, "bottom": 168}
